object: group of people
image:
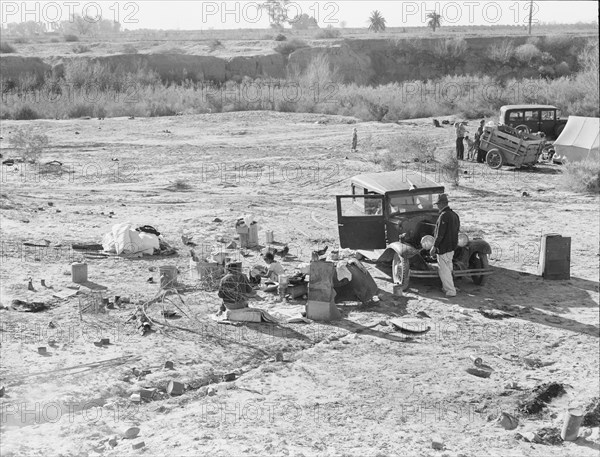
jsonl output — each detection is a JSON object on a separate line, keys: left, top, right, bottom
{"left": 217, "top": 251, "right": 285, "bottom": 312}
{"left": 455, "top": 119, "right": 487, "bottom": 163}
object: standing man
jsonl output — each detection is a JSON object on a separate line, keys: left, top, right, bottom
{"left": 454, "top": 121, "right": 467, "bottom": 160}
{"left": 429, "top": 194, "right": 460, "bottom": 297}
{"left": 475, "top": 119, "right": 486, "bottom": 163}
{"left": 351, "top": 127, "right": 358, "bottom": 152}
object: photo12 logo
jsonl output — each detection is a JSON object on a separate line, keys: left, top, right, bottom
{"left": 201, "top": 1, "right": 340, "bottom": 25}
{"left": 400, "top": 1, "right": 539, "bottom": 25}
{"left": 1, "top": 2, "right": 140, "bottom": 25}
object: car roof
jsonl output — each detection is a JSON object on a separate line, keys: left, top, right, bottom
{"left": 501, "top": 105, "right": 558, "bottom": 111}
{"left": 351, "top": 171, "right": 445, "bottom": 195}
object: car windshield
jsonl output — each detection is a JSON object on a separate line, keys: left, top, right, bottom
{"left": 389, "top": 194, "right": 435, "bottom": 213}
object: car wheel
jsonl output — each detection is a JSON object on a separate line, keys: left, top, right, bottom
{"left": 469, "top": 252, "right": 489, "bottom": 285}
{"left": 392, "top": 253, "right": 410, "bottom": 291}
{"left": 486, "top": 149, "right": 503, "bottom": 169}
{"left": 515, "top": 124, "right": 530, "bottom": 135}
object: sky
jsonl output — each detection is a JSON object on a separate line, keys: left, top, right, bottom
{"left": 1, "top": 1, "right": 598, "bottom": 30}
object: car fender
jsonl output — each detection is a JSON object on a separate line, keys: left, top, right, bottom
{"left": 468, "top": 239, "right": 492, "bottom": 255}
{"left": 376, "top": 242, "right": 420, "bottom": 264}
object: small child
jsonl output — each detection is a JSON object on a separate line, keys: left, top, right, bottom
{"left": 263, "top": 252, "right": 285, "bottom": 282}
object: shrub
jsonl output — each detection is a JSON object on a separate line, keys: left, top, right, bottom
{"left": 433, "top": 37, "right": 468, "bottom": 60}
{"left": 439, "top": 149, "right": 460, "bottom": 187}
{"left": 67, "top": 103, "right": 95, "bottom": 118}
{"left": 274, "top": 34, "right": 287, "bottom": 41}
{"left": 13, "top": 37, "right": 28, "bottom": 44}
{"left": 554, "top": 61, "right": 570, "bottom": 77}
{"left": 207, "top": 39, "right": 222, "bottom": 52}
{"left": 50, "top": 38, "right": 60, "bottom": 43}
{"left": 488, "top": 40, "right": 514, "bottom": 64}
{"left": 561, "top": 160, "right": 600, "bottom": 193}
{"left": 14, "top": 106, "right": 40, "bottom": 120}
{"left": 122, "top": 44, "right": 138, "bottom": 54}
{"left": 315, "top": 28, "right": 341, "bottom": 39}
{"left": 9, "top": 127, "right": 49, "bottom": 163}
{"left": 72, "top": 44, "right": 91, "bottom": 53}
{"left": 515, "top": 43, "right": 541, "bottom": 64}
{"left": 0, "top": 42, "right": 16, "bottom": 53}
{"left": 274, "top": 38, "right": 308, "bottom": 56}
{"left": 64, "top": 34, "right": 79, "bottom": 42}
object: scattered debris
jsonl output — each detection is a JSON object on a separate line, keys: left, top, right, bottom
{"left": 275, "top": 352, "right": 284, "bottom": 362}
{"left": 497, "top": 412, "right": 519, "bottom": 430}
{"left": 131, "top": 441, "right": 145, "bottom": 450}
{"left": 522, "top": 191, "right": 531, "bottom": 197}
{"left": 466, "top": 367, "right": 492, "bottom": 378}
{"left": 123, "top": 427, "right": 140, "bottom": 439}
{"left": 389, "top": 318, "right": 431, "bottom": 334}
{"left": 222, "top": 373, "right": 236, "bottom": 382}
{"left": 213, "top": 217, "right": 222, "bottom": 223}
{"left": 0, "top": 386, "right": 5, "bottom": 397}
{"left": 478, "top": 308, "right": 514, "bottom": 319}
{"left": 523, "top": 357, "right": 555, "bottom": 368}
{"left": 11, "top": 299, "right": 49, "bottom": 312}
{"left": 164, "top": 361, "right": 174, "bottom": 370}
{"left": 582, "top": 397, "right": 600, "bottom": 427}
{"left": 38, "top": 347, "right": 47, "bottom": 355}
{"left": 516, "top": 431, "right": 541, "bottom": 443}
{"left": 416, "top": 311, "right": 430, "bottom": 318}
{"left": 226, "top": 241, "right": 237, "bottom": 249}
{"left": 431, "top": 436, "right": 444, "bottom": 450}
{"left": 536, "top": 427, "right": 563, "bottom": 445}
{"left": 518, "top": 382, "right": 566, "bottom": 415}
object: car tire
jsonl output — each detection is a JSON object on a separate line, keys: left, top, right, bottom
{"left": 469, "top": 252, "right": 489, "bottom": 285}
{"left": 486, "top": 149, "right": 503, "bottom": 169}
{"left": 515, "top": 124, "right": 530, "bottom": 135}
{"left": 392, "top": 253, "right": 410, "bottom": 291}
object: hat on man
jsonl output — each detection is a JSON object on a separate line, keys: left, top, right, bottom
{"left": 435, "top": 193, "right": 449, "bottom": 205}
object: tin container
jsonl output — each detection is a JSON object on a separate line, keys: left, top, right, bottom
{"left": 167, "top": 380, "right": 185, "bottom": 396}
{"left": 265, "top": 230, "right": 274, "bottom": 244}
{"left": 561, "top": 408, "right": 584, "bottom": 441}
{"left": 71, "top": 262, "right": 88, "bottom": 283}
{"left": 159, "top": 266, "right": 178, "bottom": 289}
{"left": 393, "top": 285, "right": 404, "bottom": 296}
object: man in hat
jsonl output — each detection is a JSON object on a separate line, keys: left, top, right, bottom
{"left": 429, "top": 193, "right": 460, "bottom": 297}
{"left": 475, "top": 119, "right": 486, "bottom": 163}
{"left": 454, "top": 121, "right": 467, "bottom": 160}
{"left": 351, "top": 127, "right": 358, "bottom": 152}
{"left": 218, "top": 262, "right": 254, "bottom": 311}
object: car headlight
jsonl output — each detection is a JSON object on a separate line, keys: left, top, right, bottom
{"left": 421, "top": 235, "right": 434, "bottom": 250}
{"left": 458, "top": 233, "right": 469, "bottom": 247}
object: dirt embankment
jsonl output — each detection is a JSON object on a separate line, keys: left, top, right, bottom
{"left": 1, "top": 34, "right": 596, "bottom": 85}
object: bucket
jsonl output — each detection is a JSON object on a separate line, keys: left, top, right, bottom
{"left": 159, "top": 266, "right": 178, "bottom": 289}
{"left": 167, "top": 380, "right": 185, "bottom": 396}
{"left": 561, "top": 408, "right": 584, "bottom": 441}
{"left": 393, "top": 285, "right": 404, "bottom": 296}
{"left": 190, "top": 259, "right": 221, "bottom": 281}
{"left": 71, "top": 262, "right": 88, "bottom": 284}
{"left": 248, "top": 224, "right": 259, "bottom": 248}
{"left": 265, "top": 230, "right": 274, "bottom": 244}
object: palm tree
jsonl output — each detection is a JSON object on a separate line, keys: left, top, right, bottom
{"left": 426, "top": 12, "right": 442, "bottom": 32}
{"left": 368, "top": 10, "right": 386, "bottom": 33}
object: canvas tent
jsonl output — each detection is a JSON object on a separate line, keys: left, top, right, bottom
{"left": 553, "top": 116, "right": 600, "bottom": 162}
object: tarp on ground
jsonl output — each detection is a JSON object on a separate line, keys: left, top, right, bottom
{"left": 553, "top": 116, "right": 600, "bottom": 162}
{"left": 334, "top": 259, "right": 378, "bottom": 304}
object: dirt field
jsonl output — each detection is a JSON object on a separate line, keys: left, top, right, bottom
{"left": 0, "top": 111, "right": 599, "bottom": 456}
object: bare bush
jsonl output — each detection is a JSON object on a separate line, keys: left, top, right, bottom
{"left": 561, "top": 160, "right": 600, "bottom": 193}
{"left": 0, "top": 42, "right": 16, "bottom": 53}
{"left": 515, "top": 43, "right": 542, "bottom": 64}
{"left": 315, "top": 27, "right": 341, "bottom": 39}
{"left": 9, "top": 128, "right": 49, "bottom": 163}
{"left": 72, "top": 44, "right": 91, "bottom": 53}
{"left": 275, "top": 38, "right": 308, "bottom": 57}
{"left": 64, "top": 34, "right": 79, "bottom": 42}
{"left": 207, "top": 39, "right": 222, "bottom": 52}
{"left": 488, "top": 40, "right": 514, "bottom": 64}
{"left": 439, "top": 149, "right": 460, "bottom": 187}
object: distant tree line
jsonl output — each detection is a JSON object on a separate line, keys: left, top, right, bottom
{"left": 3, "top": 15, "right": 121, "bottom": 37}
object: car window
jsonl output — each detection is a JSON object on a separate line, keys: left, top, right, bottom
{"left": 508, "top": 111, "right": 523, "bottom": 122}
{"left": 341, "top": 196, "right": 383, "bottom": 216}
{"left": 541, "top": 110, "right": 555, "bottom": 121}
{"left": 389, "top": 194, "right": 434, "bottom": 213}
{"left": 524, "top": 110, "right": 539, "bottom": 121}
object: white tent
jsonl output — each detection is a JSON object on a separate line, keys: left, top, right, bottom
{"left": 553, "top": 116, "right": 600, "bottom": 162}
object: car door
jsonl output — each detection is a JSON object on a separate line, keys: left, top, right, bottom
{"left": 539, "top": 109, "right": 556, "bottom": 136}
{"left": 336, "top": 194, "right": 386, "bottom": 249}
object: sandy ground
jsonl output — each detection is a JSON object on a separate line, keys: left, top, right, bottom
{"left": 0, "top": 111, "right": 598, "bottom": 456}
